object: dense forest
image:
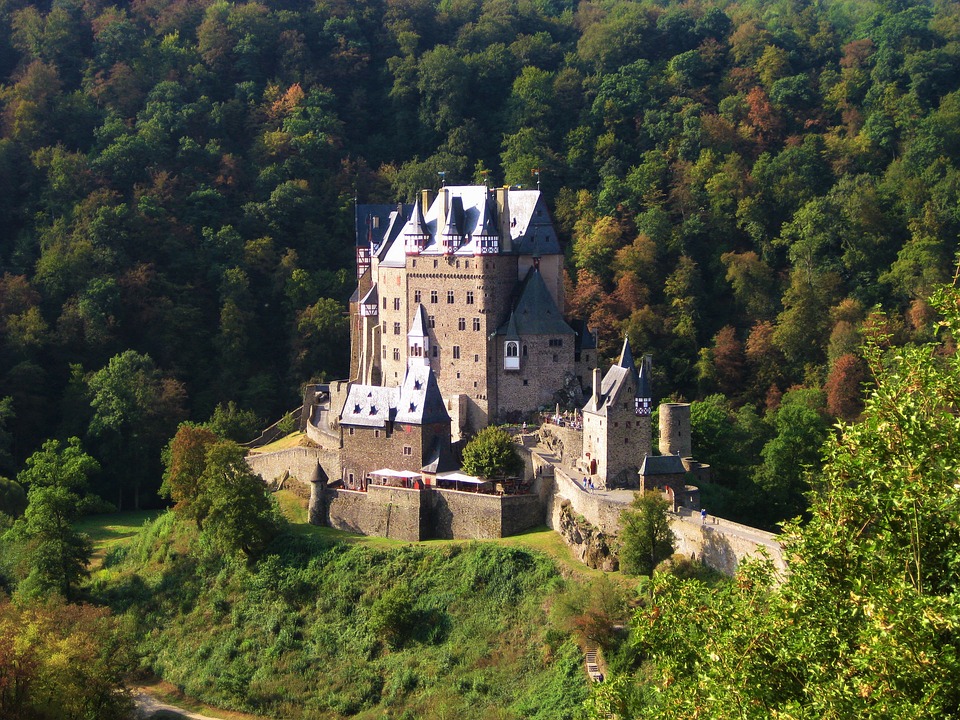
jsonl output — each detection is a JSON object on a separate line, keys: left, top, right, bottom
{"left": 1, "top": 0, "right": 959, "bottom": 515}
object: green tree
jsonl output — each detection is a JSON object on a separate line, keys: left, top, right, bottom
{"left": 16, "top": 436, "right": 99, "bottom": 493}
{"left": 198, "top": 440, "right": 280, "bottom": 559}
{"left": 460, "top": 426, "right": 523, "bottom": 479}
{"left": 87, "top": 350, "right": 186, "bottom": 509}
{"left": 618, "top": 491, "right": 674, "bottom": 577}
{"left": 590, "top": 285, "right": 960, "bottom": 719}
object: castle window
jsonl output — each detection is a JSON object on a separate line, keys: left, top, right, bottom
{"left": 403, "top": 445, "right": 412, "bottom": 456}
{"left": 383, "top": 297, "right": 387, "bottom": 309}
{"left": 614, "top": 422, "right": 619, "bottom": 428}
{"left": 465, "top": 260, "right": 470, "bottom": 269}
{"left": 349, "top": 472, "right": 354, "bottom": 483}
{"left": 474, "top": 354, "right": 479, "bottom": 362}
{"left": 523, "top": 379, "right": 528, "bottom": 386}
{"left": 447, "top": 290, "right": 454, "bottom": 303}
{"left": 375, "top": 430, "right": 380, "bottom": 438}
{"left": 458, "top": 318, "right": 466, "bottom": 331}
{"left": 394, "top": 298, "right": 401, "bottom": 311}
{"left": 349, "top": 427, "right": 355, "bottom": 435}
{"left": 382, "top": 322, "right": 386, "bottom": 334}
{"left": 414, "top": 290, "right": 421, "bottom": 303}
{"left": 505, "top": 341, "right": 519, "bottom": 370}
{"left": 430, "top": 290, "right": 438, "bottom": 303}
{"left": 394, "top": 322, "right": 401, "bottom": 335}
{"left": 382, "top": 347, "right": 386, "bottom": 358}
{"left": 393, "top": 348, "right": 400, "bottom": 361}
{"left": 456, "top": 371, "right": 461, "bottom": 378}
{"left": 456, "top": 260, "right": 460, "bottom": 268}
{"left": 432, "top": 346, "right": 438, "bottom": 357}
{"left": 626, "top": 421, "right": 631, "bottom": 428}
{"left": 553, "top": 354, "right": 558, "bottom": 362}
{"left": 453, "top": 346, "right": 460, "bottom": 359}
{"left": 428, "top": 315, "right": 435, "bottom": 328}
{"left": 433, "top": 260, "right": 438, "bottom": 268}
{"left": 625, "top": 438, "right": 629, "bottom": 444}
{"left": 473, "top": 318, "right": 480, "bottom": 331}
{"left": 412, "top": 259, "right": 417, "bottom": 268}
{"left": 466, "top": 291, "right": 474, "bottom": 304}
{"left": 523, "top": 345, "right": 528, "bottom": 357}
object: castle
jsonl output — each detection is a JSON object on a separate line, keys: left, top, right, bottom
{"left": 263, "top": 184, "right": 703, "bottom": 543}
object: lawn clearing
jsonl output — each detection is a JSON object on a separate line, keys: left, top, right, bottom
{"left": 76, "top": 510, "right": 163, "bottom": 568}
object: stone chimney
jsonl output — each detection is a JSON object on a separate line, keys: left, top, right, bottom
{"left": 592, "top": 367, "right": 602, "bottom": 405}
{"left": 421, "top": 189, "right": 434, "bottom": 218}
{"left": 437, "top": 187, "right": 448, "bottom": 240}
{"left": 495, "top": 186, "right": 512, "bottom": 252}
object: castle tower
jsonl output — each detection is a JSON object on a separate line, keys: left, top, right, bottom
{"left": 580, "top": 339, "right": 651, "bottom": 490}
{"left": 659, "top": 402, "right": 692, "bottom": 458}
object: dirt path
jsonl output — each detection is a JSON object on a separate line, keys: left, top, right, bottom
{"left": 133, "top": 685, "right": 268, "bottom": 720}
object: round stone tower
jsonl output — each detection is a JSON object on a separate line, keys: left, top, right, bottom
{"left": 659, "top": 402, "right": 692, "bottom": 458}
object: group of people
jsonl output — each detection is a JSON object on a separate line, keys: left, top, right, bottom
{"left": 582, "top": 477, "right": 595, "bottom": 492}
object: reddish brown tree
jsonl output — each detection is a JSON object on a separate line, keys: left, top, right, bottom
{"left": 712, "top": 326, "right": 745, "bottom": 397}
{"left": 825, "top": 353, "right": 868, "bottom": 421}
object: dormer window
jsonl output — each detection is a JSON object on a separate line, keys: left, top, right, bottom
{"left": 414, "top": 379, "right": 422, "bottom": 390}
{"left": 369, "top": 406, "right": 377, "bottom": 414}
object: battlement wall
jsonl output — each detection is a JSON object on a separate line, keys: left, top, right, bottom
{"left": 247, "top": 446, "right": 341, "bottom": 486}
{"left": 326, "top": 486, "right": 425, "bottom": 541}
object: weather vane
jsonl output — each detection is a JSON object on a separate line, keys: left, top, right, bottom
{"left": 438, "top": 170, "right": 446, "bottom": 187}
{"left": 531, "top": 168, "right": 541, "bottom": 190}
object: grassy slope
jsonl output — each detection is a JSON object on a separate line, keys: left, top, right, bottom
{"left": 86, "top": 493, "right": 617, "bottom": 719}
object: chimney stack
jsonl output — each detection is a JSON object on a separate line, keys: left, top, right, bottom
{"left": 592, "top": 367, "right": 602, "bottom": 405}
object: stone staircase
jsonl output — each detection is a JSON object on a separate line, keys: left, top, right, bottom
{"left": 585, "top": 644, "right": 603, "bottom": 682}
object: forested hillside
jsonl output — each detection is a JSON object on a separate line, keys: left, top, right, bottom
{"left": 1, "top": 0, "right": 959, "bottom": 511}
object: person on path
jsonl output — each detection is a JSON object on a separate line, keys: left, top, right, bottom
{"left": 701, "top": 508, "right": 707, "bottom": 525}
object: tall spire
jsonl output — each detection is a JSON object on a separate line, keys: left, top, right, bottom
{"left": 407, "top": 303, "right": 430, "bottom": 367}
{"left": 617, "top": 337, "right": 636, "bottom": 373}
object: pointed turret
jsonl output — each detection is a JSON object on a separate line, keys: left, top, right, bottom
{"left": 407, "top": 303, "right": 430, "bottom": 367}
{"left": 474, "top": 196, "right": 500, "bottom": 255}
{"left": 617, "top": 337, "right": 637, "bottom": 374}
{"left": 402, "top": 200, "right": 429, "bottom": 255}
{"left": 636, "top": 354, "right": 652, "bottom": 417}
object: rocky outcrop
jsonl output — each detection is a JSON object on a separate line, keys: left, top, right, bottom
{"left": 557, "top": 500, "right": 618, "bottom": 572}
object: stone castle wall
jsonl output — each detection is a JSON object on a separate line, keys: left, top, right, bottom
{"left": 659, "top": 402, "right": 692, "bottom": 457}
{"left": 495, "top": 334, "right": 575, "bottom": 420}
{"left": 323, "top": 486, "right": 425, "bottom": 541}
{"left": 320, "top": 484, "right": 543, "bottom": 541}
{"left": 543, "top": 453, "right": 786, "bottom": 577}
{"left": 247, "top": 446, "right": 341, "bottom": 486}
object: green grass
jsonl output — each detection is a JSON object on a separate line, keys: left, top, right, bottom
{"left": 76, "top": 510, "right": 163, "bottom": 567}
{"left": 247, "top": 432, "right": 307, "bottom": 454}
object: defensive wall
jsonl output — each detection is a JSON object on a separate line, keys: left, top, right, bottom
{"left": 246, "top": 445, "right": 342, "bottom": 487}
{"left": 247, "top": 438, "right": 788, "bottom": 576}
{"left": 308, "top": 481, "right": 543, "bottom": 541}
{"left": 538, "top": 450, "right": 787, "bottom": 577}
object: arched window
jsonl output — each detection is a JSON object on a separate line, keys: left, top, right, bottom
{"left": 505, "top": 341, "right": 520, "bottom": 370}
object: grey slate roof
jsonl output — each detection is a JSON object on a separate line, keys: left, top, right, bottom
{"left": 639, "top": 455, "right": 688, "bottom": 475}
{"left": 421, "top": 436, "right": 457, "bottom": 474}
{"left": 341, "top": 385, "right": 398, "bottom": 428}
{"left": 365, "top": 186, "right": 562, "bottom": 261}
{"left": 359, "top": 283, "right": 378, "bottom": 307}
{"left": 341, "top": 365, "right": 450, "bottom": 429}
{"left": 638, "top": 354, "right": 652, "bottom": 399}
{"left": 394, "top": 365, "right": 451, "bottom": 425}
{"left": 408, "top": 303, "right": 429, "bottom": 338}
{"left": 496, "top": 268, "right": 574, "bottom": 337}
{"left": 507, "top": 190, "right": 562, "bottom": 256}
{"left": 582, "top": 338, "right": 646, "bottom": 416}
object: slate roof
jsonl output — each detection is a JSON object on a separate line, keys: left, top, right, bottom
{"left": 407, "top": 303, "right": 429, "bottom": 338}
{"left": 394, "top": 365, "right": 450, "bottom": 425}
{"left": 421, "top": 436, "right": 457, "bottom": 474}
{"left": 356, "top": 204, "right": 412, "bottom": 250}
{"left": 496, "top": 268, "right": 574, "bottom": 337}
{"left": 340, "top": 385, "right": 398, "bottom": 428}
{"left": 363, "top": 186, "right": 562, "bottom": 262}
{"left": 341, "top": 364, "right": 450, "bottom": 429}
{"left": 359, "top": 283, "right": 378, "bottom": 308}
{"left": 638, "top": 354, "right": 652, "bottom": 400}
{"left": 639, "top": 455, "right": 688, "bottom": 475}
{"left": 583, "top": 338, "right": 645, "bottom": 416}
{"left": 569, "top": 319, "right": 597, "bottom": 352}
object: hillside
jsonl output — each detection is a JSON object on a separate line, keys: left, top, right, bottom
{"left": 90, "top": 510, "right": 620, "bottom": 719}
